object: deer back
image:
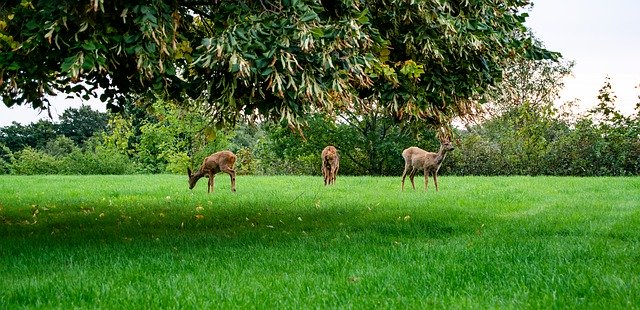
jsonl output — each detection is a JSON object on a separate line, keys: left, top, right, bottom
{"left": 322, "top": 146, "right": 338, "bottom": 165}
{"left": 207, "top": 151, "right": 236, "bottom": 171}
{"left": 403, "top": 146, "right": 440, "bottom": 170}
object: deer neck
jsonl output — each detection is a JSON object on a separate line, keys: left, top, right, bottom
{"left": 435, "top": 146, "right": 448, "bottom": 165}
{"left": 191, "top": 169, "right": 206, "bottom": 180}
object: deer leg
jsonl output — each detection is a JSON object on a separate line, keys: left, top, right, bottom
{"left": 207, "top": 174, "right": 212, "bottom": 193}
{"left": 409, "top": 168, "right": 417, "bottom": 190}
{"left": 323, "top": 169, "right": 327, "bottom": 185}
{"left": 424, "top": 171, "right": 429, "bottom": 191}
{"left": 433, "top": 173, "right": 439, "bottom": 192}
{"left": 322, "top": 165, "right": 327, "bottom": 185}
{"left": 221, "top": 167, "right": 236, "bottom": 192}
{"left": 229, "top": 169, "right": 236, "bottom": 192}
{"left": 213, "top": 174, "right": 217, "bottom": 192}
{"left": 401, "top": 164, "right": 411, "bottom": 191}
{"left": 331, "top": 166, "right": 337, "bottom": 184}
{"left": 326, "top": 167, "right": 331, "bottom": 185}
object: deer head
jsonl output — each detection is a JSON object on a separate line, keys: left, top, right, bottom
{"left": 187, "top": 168, "right": 198, "bottom": 190}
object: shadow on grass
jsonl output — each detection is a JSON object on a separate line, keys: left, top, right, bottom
{"left": 1, "top": 202, "right": 471, "bottom": 253}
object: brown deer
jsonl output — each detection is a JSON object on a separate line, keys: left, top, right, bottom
{"left": 401, "top": 139, "right": 455, "bottom": 191}
{"left": 321, "top": 145, "right": 339, "bottom": 185}
{"left": 187, "top": 150, "right": 237, "bottom": 193}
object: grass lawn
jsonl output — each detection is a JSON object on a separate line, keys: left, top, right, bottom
{"left": 1, "top": 175, "right": 639, "bottom": 308}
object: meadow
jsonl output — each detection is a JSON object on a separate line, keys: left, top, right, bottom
{"left": 1, "top": 175, "right": 639, "bottom": 309}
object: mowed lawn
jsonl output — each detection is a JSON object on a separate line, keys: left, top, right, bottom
{"left": 1, "top": 175, "right": 639, "bottom": 309}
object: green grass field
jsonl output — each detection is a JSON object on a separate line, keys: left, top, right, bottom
{"left": 1, "top": 175, "right": 639, "bottom": 309}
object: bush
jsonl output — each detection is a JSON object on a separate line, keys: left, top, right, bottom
{"left": 162, "top": 151, "right": 189, "bottom": 174}
{"left": 235, "top": 147, "right": 259, "bottom": 175}
{"left": 0, "top": 144, "right": 12, "bottom": 175}
{"left": 10, "top": 148, "right": 62, "bottom": 175}
{"left": 59, "top": 148, "right": 136, "bottom": 175}
{"left": 44, "top": 135, "right": 78, "bottom": 157}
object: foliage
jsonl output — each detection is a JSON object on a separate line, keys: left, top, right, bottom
{"left": 7, "top": 140, "right": 136, "bottom": 175}
{"left": 0, "top": 143, "right": 12, "bottom": 174}
{"left": 57, "top": 105, "right": 108, "bottom": 146}
{"left": 446, "top": 80, "right": 640, "bottom": 176}
{"left": 8, "top": 147, "right": 60, "bottom": 175}
{"left": 256, "top": 113, "right": 438, "bottom": 176}
{"left": 0, "top": 119, "right": 58, "bottom": 152}
{"left": 334, "top": 103, "right": 438, "bottom": 175}
{"left": 254, "top": 121, "right": 319, "bottom": 175}
{"left": 58, "top": 146, "right": 136, "bottom": 175}
{"left": 1, "top": 0, "right": 558, "bottom": 129}
{"left": 480, "top": 42, "right": 574, "bottom": 117}
{"left": 43, "top": 135, "right": 78, "bottom": 157}
{"left": 229, "top": 124, "right": 264, "bottom": 175}
{"left": 100, "top": 99, "right": 232, "bottom": 174}
{"left": 0, "top": 105, "right": 107, "bottom": 152}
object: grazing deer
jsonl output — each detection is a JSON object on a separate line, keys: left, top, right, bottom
{"left": 401, "top": 140, "right": 455, "bottom": 191}
{"left": 188, "top": 150, "right": 237, "bottom": 193}
{"left": 321, "top": 145, "right": 339, "bottom": 185}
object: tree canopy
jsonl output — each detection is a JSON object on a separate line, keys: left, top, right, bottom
{"left": 0, "top": 0, "right": 559, "bottom": 129}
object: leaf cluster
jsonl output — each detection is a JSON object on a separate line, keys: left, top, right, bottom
{"left": 1, "top": 0, "right": 559, "bottom": 129}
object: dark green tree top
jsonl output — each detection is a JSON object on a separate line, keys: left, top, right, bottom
{"left": 0, "top": 0, "right": 559, "bottom": 129}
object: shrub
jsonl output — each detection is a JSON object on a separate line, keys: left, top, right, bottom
{"left": 44, "top": 135, "right": 78, "bottom": 157}
{"left": 0, "top": 144, "right": 12, "bottom": 175}
{"left": 10, "top": 148, "right": 61, "bottom": 175}
{"left": 58, "top": 147, "right": 137, "bottom": 175}
{"left": 164, "top": 151, "right": 190, "bottom": 174}
{"left": 235, "top": 147, "right": 259, "bottom": 175}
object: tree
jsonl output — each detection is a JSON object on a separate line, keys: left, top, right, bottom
{"left": 334, "top": 101, "right": 434, "bottom": 175}
{"left": 256, "top": 111, "right": 436, "bottom": 176}
{"left": 480, "top": 43, "right": 574, "bottom": 118}
{"left": 1, "top": 0, "right": 558, "bottom": 129}
{"left": 101, "top": 98, "right": 231, "bottom": 173}
{"left": 0, "top": 119, "right": 58, "bottom": 152}
{"left": 58, "top": 105, "right": 108, "bottom": 146}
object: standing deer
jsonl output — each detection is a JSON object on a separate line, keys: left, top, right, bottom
{"left": 188, "top": 150, "right": 237, "bottom": 193}
{"left": 401, "top": 140, "right": 455, "bottom": 191}
{"left": 321, "top": 145, "right": 339, "bottom": 185}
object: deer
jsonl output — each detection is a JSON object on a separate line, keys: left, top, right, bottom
{"left": 187, "top": 150, "right": 237, "bottom": 193}
{"left": 401, "top": 139, "right": 455, "bottom": 192}
{"left": 321, "top": 145, "right": 339, "bottom": 185}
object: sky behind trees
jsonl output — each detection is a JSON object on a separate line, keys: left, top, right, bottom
{"left": 526, "top": 0, "right": 640, "bottom": 115}
{"left": 1, "top": 0, "right": 639, "bottom": 126}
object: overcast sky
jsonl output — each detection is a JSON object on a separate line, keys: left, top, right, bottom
{"left": 1, "top": 0, "right": 639, "bottom": 126}
{"left": 526, "top": 0, "right": 640, "bottom": 115}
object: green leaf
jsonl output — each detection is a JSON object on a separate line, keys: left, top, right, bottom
{"left": 300, "top": 11, "right": 318, "bottom": 22}
{"left": 60, "top": 55, "right": 78, "bottom": 73}
{"left": 261, "top": 67, "right": 273, "bottom": 76}
{"left": 82, "top": 41, "right": 97, "bottom": 50}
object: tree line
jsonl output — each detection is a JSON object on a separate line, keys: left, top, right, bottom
{"left": 1, "top": 78, "right": 638, "bottom": 177}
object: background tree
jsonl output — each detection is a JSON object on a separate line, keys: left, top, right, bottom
{"left": 480, "top": 45, "right": 574, "bottom": 117}
{"left": 0, "top": 105, "right": 107, "bottom": 152}
{"left": 57, "top": 105, "right": 108, "bottom": 146}
{"left": 256, "top": 111, "right": 438, "bottom": 176}
{"left": 100, "top": 99, "right": 232, "bottom": 173}
{"left": 334, "top": 101, "right": 436, "bottom": 175}
{"left": 0, "top": 120, "right": 57, "bottom": 152}
{"left": 442, "top": 44, "right": 575, "bottom": 175}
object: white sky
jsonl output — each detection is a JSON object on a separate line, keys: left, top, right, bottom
{"left": 1, "top": 0, "right": 639, "bottom": 126}
{"left": 526, "top": 0, "right": 640, "bottom": 115}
